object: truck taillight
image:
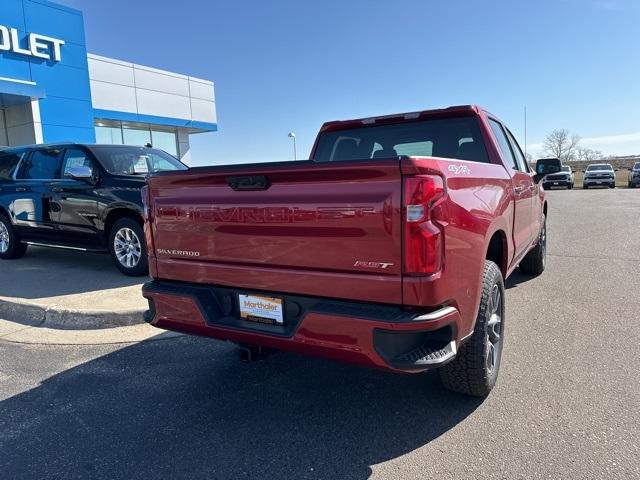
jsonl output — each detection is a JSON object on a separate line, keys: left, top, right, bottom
{"left": 141, "top": 185, "right": 151, "bottom": 221}
{"left": 403, "top": 175, "right": 445, "bottom": 275}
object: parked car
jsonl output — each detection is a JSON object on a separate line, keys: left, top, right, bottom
{"left": 628, "top": 162, "right": 640, "bottom": 188}
{"left": 0, "top": 143, "right": 187, "bottom": 275}
{"left": 583, "top": 163, "right": 615, "bottom": 189}
{"left": 141, "top": 105, "right": 561, "bottom": 397}
{"left": 543, "top": 164, "right": 574, "bottom": 189}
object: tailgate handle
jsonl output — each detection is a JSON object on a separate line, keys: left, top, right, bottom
{"left": 225, "top": 175, "right": 271, "bottom": 191}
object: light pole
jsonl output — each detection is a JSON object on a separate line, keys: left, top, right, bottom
{"left": 524, "top": 106, "right": 527, "bottom": 157}
{"left": 288, "top": 132, "right": 297, "bottom": 160}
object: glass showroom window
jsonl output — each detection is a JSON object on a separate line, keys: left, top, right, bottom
{"left": 95, "top": 125, "right": 124, "bottom": 144}
{"left": 122, "top": 125, "right": 152, "bottom": 148}
{"left": 95, "top": 121, "right": 179, "bottom": 158}
{"left": 151, "top": 130, "right": 178, "bottom": 157}
{"left": 0, "top": 110, "right": 8, "bottom": 147}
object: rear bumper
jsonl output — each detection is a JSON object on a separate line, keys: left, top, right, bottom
{"left": 142, "top": 280, "right": 464, "bottom": 373}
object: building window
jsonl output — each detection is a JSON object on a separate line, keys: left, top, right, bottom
{"left": 151, "top": 130, "right": 178, "bottom": 157}
{"left": 95, "top": 125, "right": 123, "bottom": 144}
{"left": 122, "top": 125, "right": 152, "bottom": 148}
{"left": 0, "top": 110, "right": 9, "bottom": 147}
{"left": 94, "top": 120, "right": 179, "bottom": 158}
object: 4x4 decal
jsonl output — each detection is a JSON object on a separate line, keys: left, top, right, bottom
{"left": 448, "top": 164, "right": 472, "bottom": 175}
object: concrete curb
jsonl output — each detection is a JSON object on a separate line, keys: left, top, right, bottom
{"left": 0, "top": 317, "right": 183, "bottom": 345}
{"left": 0, "top": 296, "right": 146, "bottom": 330}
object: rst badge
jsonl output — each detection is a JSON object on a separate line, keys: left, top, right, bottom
{"left": 354, "top": 261, "right": 394, "bottom": 270}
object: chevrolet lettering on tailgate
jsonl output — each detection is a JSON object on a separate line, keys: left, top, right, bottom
{"left": 156, "top": 206, "right": 377, "bottom": 223}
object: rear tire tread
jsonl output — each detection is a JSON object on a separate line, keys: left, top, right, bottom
{"left": 439, "top": 260, "right": 504, "bottom": 397}
{"left": 519, "top": 215, "right": 546, "bottom": 276}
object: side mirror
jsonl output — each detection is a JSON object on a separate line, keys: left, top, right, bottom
{"left": 534, "top": 158, "right": 562, "bottom": 183}
{"left": 67, "top": 166, "right": 94, "bottom": 183}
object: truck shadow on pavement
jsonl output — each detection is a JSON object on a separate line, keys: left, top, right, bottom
{"left": 0, "top": 335, "right": 484, "bottom": 479}
{"left": 504, "top": 269, "right": 535, "bottom": 290}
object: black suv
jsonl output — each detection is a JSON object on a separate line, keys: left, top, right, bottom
{"left": 0, "top": 143, "right": 187, "bottom": 275}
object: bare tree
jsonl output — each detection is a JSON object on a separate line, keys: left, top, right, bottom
{"left": 542, "top": 129, "right": 581, "bottom": 162}
{"left": 575, "top": 147, "right": 604, "bottom": 162}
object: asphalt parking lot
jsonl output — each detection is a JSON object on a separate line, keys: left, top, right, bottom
{"left": 1, "top": 189, "right": 639, "bottom": 479}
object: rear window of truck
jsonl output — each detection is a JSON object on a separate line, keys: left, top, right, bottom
{"left": 313, "top": 116, "right": 489, "bottom": 163}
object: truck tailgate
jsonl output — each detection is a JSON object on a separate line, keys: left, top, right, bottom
{"left": 147, "top": 160, "right": 403, "bottom": 304}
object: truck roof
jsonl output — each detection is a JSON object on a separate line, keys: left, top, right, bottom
{"left": 319, "top": 105, "right": 487, "bottom": 133}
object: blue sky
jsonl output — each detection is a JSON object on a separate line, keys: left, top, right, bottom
{"left": 59, "top": 0, "right": 640, "bottom": 165}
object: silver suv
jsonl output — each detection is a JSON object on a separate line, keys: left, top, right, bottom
{"left": 583, "top": 163, "right": 615, "bottom": 189}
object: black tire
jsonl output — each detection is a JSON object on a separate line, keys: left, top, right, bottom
{"left": 610, "top": 183, "right": 615, "bottom": 189}
{"left": 519, "top": 215, "right": 547, "bottom": 276}
{"left": 568, "top": 183, "right": 573, "bottom": 190}
{"left": 108, "top": 217, "right": 148, "bottom": 276}
{"left": 583, "top": 184, "right": 588, "bottom": 189}
{"left": 439, "top": 260, "right": 505, "bottom": 397}
{"left": 0, "top": 214, "right": 28, "bottom": 260}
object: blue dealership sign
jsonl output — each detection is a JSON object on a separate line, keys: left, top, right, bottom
{"left": 0, "top": 0, "right": 95, "bottom": 143}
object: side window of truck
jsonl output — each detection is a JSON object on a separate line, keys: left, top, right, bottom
{"left": 488, "top": 119, "right": 519, "bottom": 171}
{"left": 505, "top": 129, "right": 530, "bottom": 173}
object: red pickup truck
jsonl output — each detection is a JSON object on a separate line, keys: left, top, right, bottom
{"left": 142, "top": 105, "right": 560, "bottom": 397}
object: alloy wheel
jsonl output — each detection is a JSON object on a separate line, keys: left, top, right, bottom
{"left": 114, "top": 227, "right": 142, "bottom": 268}
{"left": 0, "top": 221, "right": 10, "bottom": 254}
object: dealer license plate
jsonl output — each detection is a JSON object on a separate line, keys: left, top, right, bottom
{"left": 239, "top": 294, "right": 284, "bottom": 325}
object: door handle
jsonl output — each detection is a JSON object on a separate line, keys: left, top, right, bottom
{"left": 52, "top": 187, "right": 63, "bottom": 193}
{"left": 15, "top": 187, "right": 26, "bottom": 192}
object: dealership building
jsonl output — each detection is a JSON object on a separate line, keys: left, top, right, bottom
{"left": 0, "top": 0, "right": 217, "bottom": 163}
